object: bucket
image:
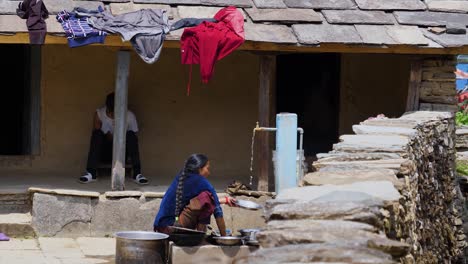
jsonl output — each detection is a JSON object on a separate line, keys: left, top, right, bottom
{"left": 115, "top": 231, "right": 169, "bottom": 264}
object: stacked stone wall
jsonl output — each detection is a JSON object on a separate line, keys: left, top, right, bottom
{"left": 236, "top": 112, "right": 465, "bottom": 264}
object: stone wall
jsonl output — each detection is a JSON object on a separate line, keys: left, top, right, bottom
{"left": 236, "top": 112, "right": 465, "bottom": 264}
{"left": 30, "top": 189, "right": 267, "bottom": 237}
{"left": 419, "top": 56, "right": 458, "bottom": 112}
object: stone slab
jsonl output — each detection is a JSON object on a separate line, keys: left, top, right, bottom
{"left": 200, "top": 0, "right": 253, "bottom": 7}
{"left": 355, "top": 0, "right": 426, "bottom": 10}
{"left": 314, "top": 159, "right": 407, "bottom": 172}
{"left": 73, "top": 1, "right": 104, "bottom": 11}
{"left": 90, "top": 197, "right": 160, "bottom": 236}
{"left": 335, "top": 135, "right": 409, "bottom": 153}
{"left": 234, "top": 243, "right": 395, "bottom": 264}
{"left": 0, "top": 238, "right": 39, "bottom": 250}
{"left": 109, "top": 3, "right": 173, "bottom": 18}
{"left": 317, "top": 152, "right": 402, "bottom": 162}
{"left": 245, "top": 23, "right": 297, "bottom": 43}
{"left": 104, "top": 191, "right": 142, "bottom": 198}
{"left": 394, "top": 11, "right": 468, "bottom": 27}
{"left": 32, "top": 193, "right": 93, "bottom": 237}
{"left": 428, "top": 1, "right": 468, "bottom": 14}
{"left": 423, "top": 30, "right": 468, "bottom": 48}
{"left": 293, "top": 24, "right": 362, "bottom": 44}
{"left": 0, "top": 250, "right": 50, "bottom": 264}
{"left": 0, "top": 1, "right": 20, "bottom": 15}
{"left": 352, "top": 125, "right": 417, "bottom": 136}
{"left": 177, "top": 6, "right": 246, "bottom": 20}
{"left": 253, "top": 0, "right": 286, "bottom": 9}
{"left": 400, "top": 110, "right": 453, "bottom": 122}
{"left": 0, "top": 15, "right": 27, "bottom": 32}
{"left": 246, "top": 7, "right": 322, "bottom": 23}
{"left": 29, "top": 187, "right": 100, "bottom": 198}
{"left": 142, "top": 191, "right": 165, "bottom": 198}
{"left": 172, "top": 245, "right": 256, "bottom": 264}
{"left": 385, "top": 25, "right": 429, "bottom": 45}
{"left": 303, "top": 169, "right": 403, "bottom": 189}
{"left": 134, "top": 0, "right": 200, "bottom": 4}
{"left": 322, "top": 10, "right": 394, "bottom": 25}
{"left": 284, "top": 0, "right": 356, "bottom": 9}
{"left": 76, "top": 237, "right": 115, "bottom": 257}
{"left": 355, "top": 25, "right": 398, "bottom": 45}
{"left": 277, "top": 181, "right": 401, "bottom": 202}
{"left": 38, "top": 237, "right": 85, "bottom": 259}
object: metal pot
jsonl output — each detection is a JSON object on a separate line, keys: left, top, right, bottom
{"left": 211, "top": 236, "right": 244, "bottom": 246}
{"left": 238, "top": 228, "right": 261, "bottom": 241}
{"left": 115, "top": 231, "right": 169, "bottom": 264}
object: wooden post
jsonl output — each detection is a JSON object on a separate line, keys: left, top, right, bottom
{"left": 112, "top": 51, "right": 130, "bottom": 191}
{"left": 406, "top": 59, "right": 422, "bottom": 112}
{"left": 257, "top": 55, "right": 276, "bottom": 192}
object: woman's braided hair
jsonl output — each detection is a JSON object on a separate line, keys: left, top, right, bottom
{"left": 175, "top": 154, "right": 209, "bottom": 218}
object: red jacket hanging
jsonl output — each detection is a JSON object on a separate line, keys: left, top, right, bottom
{"left": 180, "top": 6, "right": 245, "bottom": 94}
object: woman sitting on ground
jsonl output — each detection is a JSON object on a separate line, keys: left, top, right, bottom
{"left": 153, "top": 154, "right": 236, "bottom": 236}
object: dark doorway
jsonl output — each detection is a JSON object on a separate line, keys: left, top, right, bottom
{"left": 0, "top": 44, "right": 31, "bottom": 155}
{"left": 277, "top": 53, "right": 341, "bottom": 158}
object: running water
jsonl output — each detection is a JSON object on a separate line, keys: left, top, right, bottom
{"left": 249, "top": 129, "right": 256, "bottom": 186}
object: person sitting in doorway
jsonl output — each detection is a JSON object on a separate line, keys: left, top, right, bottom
{"left": 153, "top": 154, "right": 236, "bottom": 235}
{"left": 79, "top": 92, "right": 148, "bottom": 185}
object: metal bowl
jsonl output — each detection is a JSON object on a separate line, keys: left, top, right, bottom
{"left": 212, "top": 236, "right": 244, "bottom": 246}
{"left": 234, "top": 200, "right": 263, "bottom": 210}
{"left": 238, "top": 228, "right": 261, "bottom": 241}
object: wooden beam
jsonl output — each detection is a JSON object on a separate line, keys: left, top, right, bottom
{"left": 112, "top": 51, "right": 130, "bottom": 191}
{"left": 1, "top": 33, "right": 468, "bottom": 55}
{"left": 406, "top": 59, "right": 423, "bottom": 112}
{"left": 257, "top": 55, "right": 276, "bottom": 192}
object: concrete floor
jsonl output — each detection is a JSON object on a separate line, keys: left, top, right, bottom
{"left": 0, "top": 237, "right": 115, "bottom": 264}
{"left": 0, "top": 172, "right": 232, "bottom": 194}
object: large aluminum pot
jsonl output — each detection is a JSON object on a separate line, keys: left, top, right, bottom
{"left": 115, "top": 231, "right": 169, "bottom": 264}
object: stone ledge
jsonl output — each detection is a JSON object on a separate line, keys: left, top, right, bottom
{"left": 104, "top": 191, "right": 142, "bottom": 198}
{"left": 28, "top": 187, "right": 100, "bottom": 198}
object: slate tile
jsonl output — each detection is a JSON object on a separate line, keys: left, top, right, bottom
{"left": 394, "top": 11, "right": 468, "bottom": 27}
{"left": 284, "top": 0, "right": 356, "bottom": 10}
{"left": 253, "top": 0, "right": 286, "bottom": 9}
{"left": 246, "top": 6, "right": 321, "bottom": 23}
{"left": 109, "top": 3, "right": 172, "bottom": 17}
{"left": 0, "top": 15, "right": 26, "bottom": 32}
{"left": 322, "top": 10, "right": 394, "bottom": 25}
{"left": 43, "top": 0, "right": 74, "bottom": 14}
{"left": 134, "top": 0, "right": 201, "bottom": 4}
{"left": 423, "top": 30, "right": 468, "bottom": 47}
{"left": 200, "top": 0, "right": 253, "bottom": 7}
{"left": 427, "top": 1, "right": 468, "bottom": 14}
{"left": 292, "top": 23, "right": 362, "bottom": 44}
{"left": 386, "top": 25, "right": 429, "bottom": 45}
{"left": 244, "top": 23, "right": 297, "bottom": 43}
{"left": 0, "top": 1, "right": 19, "bottom": 15}
{"left": 73, "top": 1, "right": 104, "bottom": 11}
{"left": 176, "top": 6, "right": 247, "bottom": 21}
{"left": 355, "top": 25, "right": 397, "bottom": 45}
{"left": 355, "top": 0, "right": 426, "bottom": 10}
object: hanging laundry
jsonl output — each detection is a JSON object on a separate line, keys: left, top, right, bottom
{"left": 180, "top": 6, "right": 245, "bottom": 95}
{"left": 56, "top": 7, "right": 107, "bottom": 48}
{"left": 16, "top": 0, "right": 49, "bottom": 45}
{"left": 170, "top": 18, "right": 217, "bottom": 31}
{"left": 88, "top": 9, "right": 170, "bottom": 64}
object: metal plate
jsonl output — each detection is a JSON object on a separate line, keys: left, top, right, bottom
{"left": 212, "top": 236, "right": 244, "bottom": 246}
{"left": 234, "top": 200, "right": 263, "bottom": 210}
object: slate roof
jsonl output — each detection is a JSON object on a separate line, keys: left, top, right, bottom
{"left": 0, "top": 0, "right": 468, "bottom": 49}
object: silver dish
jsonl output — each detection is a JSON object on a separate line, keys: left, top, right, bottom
{"left": 234, "top": 200, "right": 263, "bottom": 210}
{"left": 238, "top": 228, "right": 261, "bottom": 241}
{"left": 212, "top": 236, "right": 244, "bottom": 246}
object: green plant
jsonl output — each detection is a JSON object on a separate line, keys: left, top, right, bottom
{"left": 456, "top": 161, "right": 468, "bottom": 176}
{"left": 456, "top": 111, "right": 468, "bottom": 126}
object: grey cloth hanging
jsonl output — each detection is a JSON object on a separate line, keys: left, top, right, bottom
{"left": 88, "top": 9, "right": 170, "bottom": 64}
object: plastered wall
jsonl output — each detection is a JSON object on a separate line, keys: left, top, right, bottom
{"left": 0, "top": 45, "right": 259, "bottom": 185}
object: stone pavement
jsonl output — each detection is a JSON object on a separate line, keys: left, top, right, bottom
{"left": 0, "top": 237, "right": 115, "bottom": 264}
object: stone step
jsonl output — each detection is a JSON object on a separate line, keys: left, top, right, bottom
{"left": 0, "top": 213, "right": 35, "bottom": 237}
{"left": 0, "top": 192, "right": 31, "bottom": 214}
